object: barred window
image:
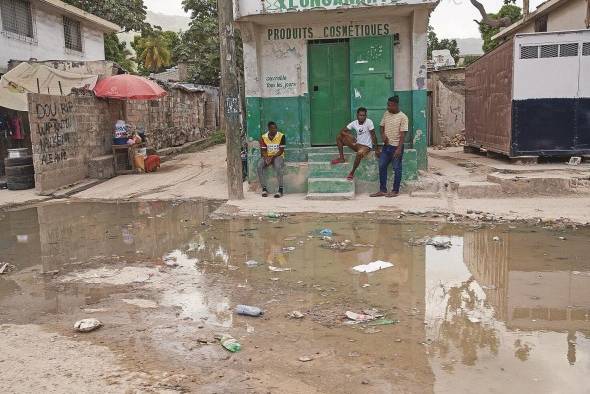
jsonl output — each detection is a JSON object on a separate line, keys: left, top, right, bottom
{"left": 559, "top": 43, "right": 578, "bottom": 57}
{"left": 0, "top": 0, "right": 34, "bottom": 39}
{"left": 540, "top": 44, "right": 558, "bottom": 58}
{"left": 583, "top": 43, "right": 590, "bottom": 56}
{"left": 63, "top": 16, "right": 82, "bottom": 52}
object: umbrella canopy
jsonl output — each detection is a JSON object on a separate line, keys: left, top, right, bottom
{"left": 93, "top": 74, "right": 167, "bottom": 100}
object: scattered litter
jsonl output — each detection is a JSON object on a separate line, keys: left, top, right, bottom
{"left": 362, "top": 284, "right": 371, "bottom": 288}
{"left": 246, "top": 324, "right": 255, "bottom": 333}
{"left": 288, "top": 311, "right": 305, "bottom": 319}
{"left": 368, "top": 319, "right": 400, "bottom": 326}
{"left": 322, "top": 239, "right": 354, "bottom": 251}
{"left": 468, "top": 316, "right": 481, "bottom": 323}
{"left": 558, "top": 236, "right": 566, "bottom": 240}
{"left": 362, "top": 309, "right": 384, "bottom": 318}
{"left": 270, "top": 277, "right": 280, "bottom": 281}
{"left": 219, "top": 334, "right": 241, "bottom": 352}
{"left": 364, "top": 328, "right": 382, "bottom": 334}
{"left": 74, "top": 318, "right": 102, "bottom": 333}
{"left": 345, "top": 311, "right": 376, "bottom": 322}
{"left": 353, "top": 261, "right": 394, "bottom": 273}
{"left": 492, "top": 236, "right": 500, "bottom": 241}
{"left": 427, "top": 239, "right": 452, "bottom": 250}
{"left": 348, "top": 351, "right": 360, "bottom": 357}
{"left": 269, "top": 266, "right": 292, "bottom": 272}
{"left": 298, "top": 356, "right": 314, "bottom": 362}
{"left": 568, "top": 157, "right": 582, "bottom": 166}
{"left": 481, "top": 285, "right": 497, "bottom": 290}
{"left": 227, "top": 265, "right": 239, "bottom": 271}
{"left": 0, "top": 263, "right": 15, "bottom": 275}
{"left": 164, "top": 259, "right": 179, "bottom": 267}
{"left": 245, "top": 260, "right": 259, "bottom": 268}
{"left": 319, "top": 228, "right": 333, "bottom": 237}
{"left": 267, "top": 213, "right": 281, "bottom": 219}
{"left": 282, "top": 247, "right": 296, "bottom": 252}
{"left": 236, "top": 305, "right": 264, "bottom": 317}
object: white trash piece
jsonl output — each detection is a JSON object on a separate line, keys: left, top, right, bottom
{"left": 269, "top": 266, "right": 292, "bottom": 272}
{"left": 74, "top": 318, "right": 103, "bottom": 333}
{"left": 353, "top": 261, "right": 394, "bottom": 273}
{"left": 568, "top": 157, "right": 582, "bottom": 166}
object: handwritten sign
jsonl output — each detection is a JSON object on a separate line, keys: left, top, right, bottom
{"left": 34, "top": 101, "right": 75, "bottom": 166}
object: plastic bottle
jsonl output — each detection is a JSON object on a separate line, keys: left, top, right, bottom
{"left": 236, "top": 305, "right": 264, "bottom": 317}
{"left": 220, "top": 335, "right": 241, "bottom": 352}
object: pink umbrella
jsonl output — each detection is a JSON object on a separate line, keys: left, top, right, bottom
{"left": 93, "top": 74, "right": 166, "bottom": 100}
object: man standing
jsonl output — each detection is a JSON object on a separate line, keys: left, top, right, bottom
{"left": 258, "top": 121, "right": 286, "bottom": 198}
{"left": 370, "top": 96, "right": 408, "bottom": 198}
{"left": 330, "top": 107, "right": 377, "bottom": 181}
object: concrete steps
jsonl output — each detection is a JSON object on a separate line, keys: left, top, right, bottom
{"left": 308, "top": 162, "right": 351, "bottom": 178}
{"left": 306, "top": 191, "right": 355, "bottom": 200}
{"left": 308, "top": 177, "right": 355, "bottom": 194}
{"left": 307, "top": 152, "right": 355, "bottom": 162}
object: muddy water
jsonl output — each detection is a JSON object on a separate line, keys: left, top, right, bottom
{"left": 0, "top": 201, "right": 589, "bottom": 393}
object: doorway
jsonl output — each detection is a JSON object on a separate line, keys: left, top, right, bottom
{"left": 309, "top": 39, "right": 350, "bottom": 146}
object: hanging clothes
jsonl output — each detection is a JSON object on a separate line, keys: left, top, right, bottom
{"left": 10, "top": 115, "right": 23, "bottom": 140}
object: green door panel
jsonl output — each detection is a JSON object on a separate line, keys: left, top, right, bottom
{"left": 309, "top": 41, "right": 350, "bottom": 146}
{"left": 350, "top": 36, "right": 393, "bottom": 142}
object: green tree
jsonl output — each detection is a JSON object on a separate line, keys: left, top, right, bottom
{"left": 134, "top": 33, "right": 172, "bottom": 73}
{"left": 62, "top": 0, "right": 149, "bottom": 32}
{"left": 480, "top": 4, "right": 521, "bottom": 52}
{"left": 428, "top": 26, "right": 460, "bottom": 62}
{"left": 178, "top": 0, "right": 222, "bottom": 85}
{"left": 104, "top": 33, "right": 135, "bottom": 72}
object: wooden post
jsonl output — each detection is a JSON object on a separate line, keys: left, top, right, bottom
{"left": 218, "top": 0, "right": 244, "bottom": 200}
{"left": 523, "top": 0, "right": 530, "bottom": 18}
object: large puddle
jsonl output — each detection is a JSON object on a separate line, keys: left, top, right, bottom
{"left": 1, "top": 201, "right": 589, "bottom": 393}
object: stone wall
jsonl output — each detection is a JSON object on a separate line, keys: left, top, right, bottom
{"left": 428, "top": 68, "right": 465, "bottom": 146}
{"left": 27, "top": 86, "right": 218, "bottom": 193}
{"left": 28, "top": 94, "right": 111, "bottom": 194}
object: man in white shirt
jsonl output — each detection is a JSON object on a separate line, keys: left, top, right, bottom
{"left": 330, "top": 107, "right": 378, "bottom": 181}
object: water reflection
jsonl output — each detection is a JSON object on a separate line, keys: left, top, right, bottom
{"left": 426, "top": 231, "right": 590, "bottom": 393}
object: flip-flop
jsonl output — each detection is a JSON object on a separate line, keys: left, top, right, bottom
{"left": 330, "top": 158, "right": 345, "bottom": 165}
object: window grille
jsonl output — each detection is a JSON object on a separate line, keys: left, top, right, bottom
{"left": 63, "top": 16, "right": 82, "bottom": 52}
{"left": 583, "top": 43, "right": 590, "bottom": 56}
{"left": 540, "top": 44, "right": 558, "bottom": 58}
{"left": 559, "top": 43, "right": 578, "bottom": 57}
{"left": 520, "top": 45, "right": 539, "bottom": 59}
{"left": 0, "top": 0, "right": 34, "bottom": 40}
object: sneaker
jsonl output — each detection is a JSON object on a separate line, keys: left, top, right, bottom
{"left": 274, "top": 187, "right": 284, "bottom": 198}
{"left": 331, "top": 157, "right": 345, "bottom": 165}
{"left": 370, "top": 191, "right": 387, "bottom": 197}
{"left": 261, "top": 188, "right": 268, "bottom": 197}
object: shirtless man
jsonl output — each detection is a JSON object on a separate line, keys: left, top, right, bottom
{"left": 330, "top": 107, "right": 378, "bottom": 181}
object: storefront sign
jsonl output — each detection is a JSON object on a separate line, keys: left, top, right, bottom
{"left": 267, "top": 23, "right": 391, "bottom": 40}
{"left": 265, "top": 0, "right": 402, "bottom": 12}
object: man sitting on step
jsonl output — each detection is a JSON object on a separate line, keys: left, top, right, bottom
{"left": 258, "top": 121, "right": 286, "bottom": 198}
{"left": 330, "top": 107, "right": 378, "bottom": 181}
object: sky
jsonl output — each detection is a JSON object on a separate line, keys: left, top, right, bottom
{"left": 144, "top": 0, "right": 546, "bottom": 39}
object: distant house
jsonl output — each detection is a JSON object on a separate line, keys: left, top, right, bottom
{"left": 493, "top": 0, "right": 590, "bottom": 41}
{"left": 0, "top": 0, "right": 120, "bottom": 73}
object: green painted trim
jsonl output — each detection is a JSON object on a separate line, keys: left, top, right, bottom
{"left": 246, "top": 95, "right": 310, "bottom": 148}
{"left": 411, "top": 89, "right": 428, "bottom": 170}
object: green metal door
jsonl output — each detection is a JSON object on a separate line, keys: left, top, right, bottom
{"left": 350, "top": 36, "right": 393, "bottom": 134}
{"left": 309, "top": 41, "right": 350, "bottom": 146}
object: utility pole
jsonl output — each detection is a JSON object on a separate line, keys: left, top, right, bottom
{"left": 218, "top": 0, "right": 244, "bottom": 200}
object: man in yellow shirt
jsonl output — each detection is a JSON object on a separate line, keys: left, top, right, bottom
{"left": 370, "top": 96, "right": 408, "bottom": 198}
{"left": 258, "top": 121, "right": 286, "bottom": 198}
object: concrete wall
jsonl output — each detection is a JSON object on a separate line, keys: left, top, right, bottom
{"left": 27, "top": 87, "right": 219, "bottom": 193}
{"left": 0, "top": 2, "right": 106, "bottom": 73}
{"left": 546, "top": 0, "right": 588, "bottom": 31}
{"left": 428, "top": 68, "right": 465, "bottom": 146}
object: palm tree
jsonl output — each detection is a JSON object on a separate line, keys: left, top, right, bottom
{"left": 138, "top": 35, "right": 172, "bottom": 73}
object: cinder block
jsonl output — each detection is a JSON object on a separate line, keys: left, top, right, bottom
{"left": 88, "top": 155, "right": 115, "bottom": 179}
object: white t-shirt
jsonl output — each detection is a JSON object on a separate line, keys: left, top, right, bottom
{"left": 347, "top": 119, "right": 375, "bottom": 149}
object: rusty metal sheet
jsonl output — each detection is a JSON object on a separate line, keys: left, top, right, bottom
{"left": 465, "top": 40, "right": 514, "bottom": 155}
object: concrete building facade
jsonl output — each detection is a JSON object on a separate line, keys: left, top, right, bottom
{"left": 0, "top": 0, "right": 119, "bottom": 73}
{"left": 234, "top": 0, "right": 436, "bottom": 196}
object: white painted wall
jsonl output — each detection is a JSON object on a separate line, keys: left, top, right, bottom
{"left": 235, "top": 0, "right": 437, "bottom": 18}
{"left": 240, "top": 13, "right": 416, "bottom": 98}
{"left": 513, "top": 30, "right": 590, "bottom": 99}
{"left": 547, "top": 0, "right": 588, "bottom": 32}
{"left": 0, "top": 3, "right": 106, "bottom": 73}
